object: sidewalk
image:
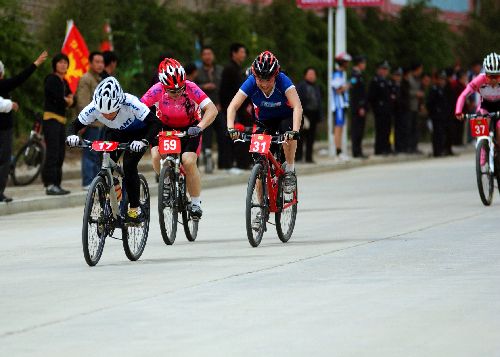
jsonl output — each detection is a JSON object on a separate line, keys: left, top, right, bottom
{"left": 0, "top": 142, "right": 474, "bottom": 216}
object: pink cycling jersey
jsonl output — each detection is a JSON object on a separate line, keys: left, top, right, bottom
{"left": 141, "top": 80, "right": 211, "bottom": 128}
{"left": 455, "top": 73, "right": 500, "bottom": 115}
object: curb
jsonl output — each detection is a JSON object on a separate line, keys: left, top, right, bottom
{"left": 0, "top": 151, "right": 451, "bottom": 217}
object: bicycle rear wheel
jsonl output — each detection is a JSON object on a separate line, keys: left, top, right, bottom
{"left": 275, "top": 174, "right": 298, "bottom": 243}
{"left": 246, "top": 163, "right": 266, "bottom": 247}
{"left": 82, "top": 176, "right": 109, "bottom": 266}
{"left": 158, "top": 166, "right": 178, "bottom": 245}
{"left": 122, "top": 174, "right": 150, "bottom": 261}
{"left": 12, "top": 140, "right": 45, "bottom": 186}
{"left": 476, "top": 139, "right": 494, "bottom": 206}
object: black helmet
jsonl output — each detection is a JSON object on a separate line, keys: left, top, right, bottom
{"left": 252, "top": 51, "right": 280, "bottom": 79}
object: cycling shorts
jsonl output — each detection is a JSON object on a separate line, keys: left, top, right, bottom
{"left": 480, "top": 100, "right": 500, "bottom": 129}
{"left": 254, "top": 117, "right": 292, "bottom": 135}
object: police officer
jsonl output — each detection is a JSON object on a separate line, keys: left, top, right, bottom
{"left": 389, "top": 67, "right": 405, "bottom": 154}
{"left": 350, "top": 55, "right": 368, "bottom": 158}
{"left": 426, "top": 70, "right": 452, "bottom": 157}
{"left": 368, "top": 60, "right": 392, "bottom": 155}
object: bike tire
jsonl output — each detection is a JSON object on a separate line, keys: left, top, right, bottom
{"left": 122, "top": 174, "right": 150, "bottom": 261}
{"left": 275, "top": 174, "right": 298, "bottom": 243}
{"left": 158, "top": 166, "right": 178, "bottom": 245}
{"left": 12, "top": 140, "right": 45, "bottom": 186}
{"left": 179, "top": 174, "right": 200, "bottom": 242}
{"left": 82, "top": 175, "right": 108, "bottom": 266}
{"left": 476, "top": 139, "right": 494, "bottom": 206}
{"left": 246, "top": 163, "right": 266, "bottom": 247}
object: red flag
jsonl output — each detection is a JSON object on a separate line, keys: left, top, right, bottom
{"left": 61, "top": 20, "right": 89, "bottom": 93}
{"left": 99, "top": 20, "right": 113, "bottom": 52}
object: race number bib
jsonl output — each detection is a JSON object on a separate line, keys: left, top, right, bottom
{"left": 91, "top": 141, "right": 119, "bottom": 152}
{"left": 159, "top": 136, "right": 181, "bottom": 154}
{"left": 249, "top": 134, "right": 272, "bottom": 154}
{"left": 470, "top": 118, "right": 488, "bottom": 137}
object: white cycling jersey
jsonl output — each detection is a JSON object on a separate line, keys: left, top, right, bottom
{"left": 77, "top": 93, "right": 150, "bottom": 131}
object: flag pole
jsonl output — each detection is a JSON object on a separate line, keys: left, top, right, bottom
{"left": 62, "top": 19, "right": 73, "bottom": 49}
{"left": 327, "top": 7, "right": 334, "bottom": 157}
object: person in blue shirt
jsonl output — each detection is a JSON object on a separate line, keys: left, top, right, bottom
{"left": 226, "top": 51, "right": 302, "bottom": 193}
{"left": 332, "top": 52, "right": 351, "bottom": 160}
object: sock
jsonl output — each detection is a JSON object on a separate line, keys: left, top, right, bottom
{"left": 285, "top": 163, "right": 294, "bottom": 172}
{"left": 191, "top": 197, "right": 201, "bottom": 206}
{"left": 336, "top": 148, "right": 342, "bottom": 155}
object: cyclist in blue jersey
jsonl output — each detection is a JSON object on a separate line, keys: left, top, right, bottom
{"left": 226, "top": 51, "right": 302, "bottom": 192}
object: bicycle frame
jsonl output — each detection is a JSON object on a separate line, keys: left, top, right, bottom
{"left": 98, "top": 151, "right": 125, "bottom": 220}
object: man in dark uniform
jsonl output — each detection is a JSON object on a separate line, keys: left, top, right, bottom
{"left": 368, "top": 60, "right": 392, "bottom": 155}
{"left": 349, "top": 55, "right": 368, "bottom": 158}
{"left": 389, "top": 67, "right": 405, "bottom": 154}
{"left": 427, "top": 70, "right": 452, "bottom": 157}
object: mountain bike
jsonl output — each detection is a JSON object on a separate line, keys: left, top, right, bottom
{"left": 157, "top": 131, "right": 199, "bottom": 245}
{"left": 466, "top": 111, "right": 500, "bottom": 206}
{"left": 10, "top": 113, "right": 45, "bottom": 186}
{"left": 235, "top": 132, "right": 298, "bottom": 247}
{"left": 73, "top": 140, "right": 150, "bottom": 266}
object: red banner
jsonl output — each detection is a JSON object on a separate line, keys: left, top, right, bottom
{"left": 61, "top": 21, "right": 89, "bottom": 93}
{"left": 296, "top": 0, "right": 382, "bottom": 8}
{"left": 344, "top": 0, "right": 383, "bottom": 6}
{"left": 296, "top": 0, "right": 337, "bottom": 8}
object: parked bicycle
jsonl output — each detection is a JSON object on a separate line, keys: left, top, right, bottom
{"left": 157, "top": 130, "right": 199, "bottom": 245}
{"left": 466, "top": 111, "right": 500, "bottom": 206}
{"left": 72, "top": 139, "right": 150, "bottom": 266}
{"left": 235, "top": 132, "right": 298, "bottom": 247}
{"left": 10, "top": 113, "right": 45, "bottom": 186}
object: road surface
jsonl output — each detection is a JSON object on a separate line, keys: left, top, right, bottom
{"left": 1, "top": 154, "right": 499, "bottom": 356}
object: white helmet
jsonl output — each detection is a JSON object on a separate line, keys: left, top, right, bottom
{"left": 483, "top": 52, "right": 500, "bottom": 75}
{"left": 93, "top": 77, "right": 124, "bottom": 114}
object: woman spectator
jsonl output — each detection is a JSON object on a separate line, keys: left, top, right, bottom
{"left": 42, "top": 53, "right": 73, "bottom": 195}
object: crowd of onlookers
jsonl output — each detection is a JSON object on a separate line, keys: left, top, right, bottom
{"left": 0, "top": 43, "right": 484, "bottom": 203}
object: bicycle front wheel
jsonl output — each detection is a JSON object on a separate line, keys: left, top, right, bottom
{"left": 12, "top": 140, "right": 45, "bottom": 186}
{"left": 246, "top": 163, "right": 266, "bottom": 247}
{"left": 179, "top": 178, "right": 200, "bottom": 242}
{"left": 158, "top": 166, "right": 178, "bottom": 245}
{"left": 82, "top": 175, "right": 109, "bottom": 266}
{"left": 476, "top": 139, "right": 494, "bottom": 206}
{"left": 122, "top": 174, "right": 150, "bottom": 261}
{"left": 275, "top": 174, "right": 298, "bottom": 243}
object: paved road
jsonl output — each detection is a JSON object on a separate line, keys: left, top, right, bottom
{"left": 1, "top": 154, "right": 499, "bottom": 356}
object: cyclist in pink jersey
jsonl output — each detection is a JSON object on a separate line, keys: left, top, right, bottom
{"left": 141, "top": 58, "right": 218, "bottom": 218}
{"left": 456, "top": 53, "right": 500, "bottom": 139}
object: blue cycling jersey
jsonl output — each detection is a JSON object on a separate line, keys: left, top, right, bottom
{"left": 239, "top": 72, "right": 295, "bottom": 120}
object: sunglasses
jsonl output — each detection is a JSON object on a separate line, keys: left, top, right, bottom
{"left": 166, "top": 86, "right": 185, "bottom": 94}
{"left": 486, "top": 74, "right": 500, "bottom": 80}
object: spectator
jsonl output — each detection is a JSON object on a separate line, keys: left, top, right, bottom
{"left": 219, "top": 43, "right": 249, "bottom": 171}
{"left": 296, "top": 67, "right": 322, "bottom": 163}
{"left": 195, "top": 46, "right": 223, "bottom": 174}
{"left": 349, "top": 55, "right": 368, "bottom": 158}
{"left": 426, "top": 70, "right": 452, "bottom": 157}
{"left": 101, "top": 51, "right": 118, "bottom": 79}
{"left": 407, "top": 62, "right": 425, "bottom": 154}
{"left": 331, "top": 52, "right": 351, "bottom": 160}
{"left": 0, "top": 96, "right": 18, "bottom": 113}
{"left": 397, "top": 67, "right": 412, "bottom": 153}
{"left": 368, "top": 60, "right": 392, "bottom": 155}
{"left": 390, "top": 67, "right": 406, "bottom": 154}
{"left": 452, "top": 70, "right": 468, "bottom": 146}
{"left": 185, "top": 63, "right": 198, "bottom": 81}
{"left": 0, "top": 51, "right": 47, "bottom": 203}
{"left": 76, "top": 51, "right": 104, "bottom": 189}
{"left": 42, "top": 53, "right": 73, "bottom": 195}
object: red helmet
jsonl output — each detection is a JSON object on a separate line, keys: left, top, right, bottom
{"left": 158, "top": 58, "right": 186, "bottom": 90}
{"left": 252, "top": 51, "right": 280, "bottom": 79}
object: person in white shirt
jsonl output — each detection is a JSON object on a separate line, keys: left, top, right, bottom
{"left": 0, "top": 96, "right": 18, "bottom": 113}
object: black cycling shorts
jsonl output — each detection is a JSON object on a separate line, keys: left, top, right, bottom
{"left": 157, "top": 126, "right": 202, "bottom": 156}
{"left": 481, "top": 100, "right": 500, "bottom": 113}
{"left": 255, "top": 117, "right": 293, "bottom": 135}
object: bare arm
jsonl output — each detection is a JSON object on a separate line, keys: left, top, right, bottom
{"left": 285, "top": 87, "right": 303, "bottom": 132}
{"left": 198, "top": 102, "right": 218, "bottom": 130}
{"left": 226, "top": 91, "right": 247, "bottom": 129}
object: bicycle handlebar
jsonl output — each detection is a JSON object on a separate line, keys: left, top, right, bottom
{"left": 464, "top": 111, "right": 500, "bottom": 120}
{"left": 69, "top": 139, "right": 146, "bottom": 153}
{"left": 234, "top": 132, "right": 287, "bottom": 145}
{"left": 157, "top": 131, "right": 188, "bottom": 138}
